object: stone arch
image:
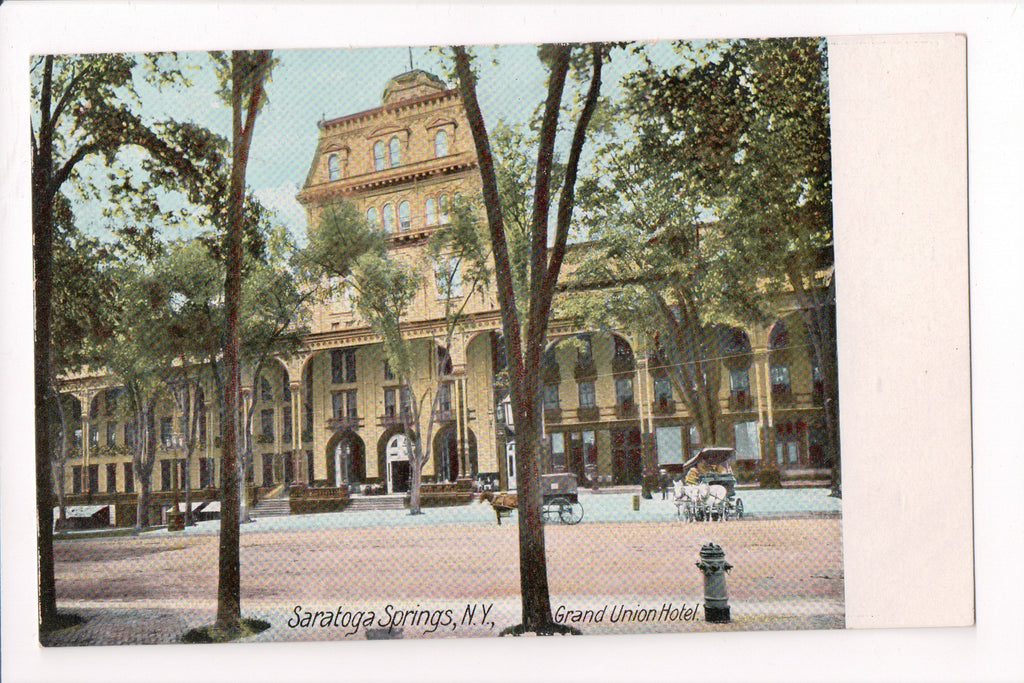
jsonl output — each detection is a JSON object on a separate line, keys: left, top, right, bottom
{"left": 432, "top": 423, "right": 478, "bottom": 482}
{"left": 324, "top": 429, "right": 366, "bottom": 488}
{"left": 377, "top": 425, "right": 417, "bottom": 493}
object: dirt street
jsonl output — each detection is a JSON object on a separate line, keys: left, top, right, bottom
{"left": 45, "top": 516, "right": 843, "bottom": 645}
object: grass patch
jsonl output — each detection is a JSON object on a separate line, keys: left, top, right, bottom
{"left": 182, "top": 618, "right": 271, "bottom": 644}
{"left": 40, "top": 613, "right": 86, "bottom": 633}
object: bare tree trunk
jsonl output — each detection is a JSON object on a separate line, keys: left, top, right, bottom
{"left": 216, "top": 49, "right": 271, "bottom": 633}
{"left": 33, "top": 55, "right": 59, "bottom": 631}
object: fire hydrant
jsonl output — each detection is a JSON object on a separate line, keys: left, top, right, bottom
{"left": 695, "top": 543, "right": 732, "bottom": 623}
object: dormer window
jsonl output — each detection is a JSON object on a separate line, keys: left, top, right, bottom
{"left": 388, "top": 137, "right": 401, "bottom": 167}
{"left": 434, "top": 130, "right": 449, "bottom": 157}
{"left": 373, "top": 141, "right": 386, "bottom": 171}
{"left": 327, "top": 154, "right": 340, "bottom": 181}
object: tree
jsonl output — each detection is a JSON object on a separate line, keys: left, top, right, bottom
{"left": 31, "top": 52, "right": 209, "bottom": 631}
{"left": 214, "top": 48, "right": 274, "bottom": 636}
{"left": 304, "top": 200, "right": 490, "bottom": 515}
{"left": 566, "top": 109, "right": 770, "bottom": 481}
{"left": 628, "top": 38, "right": 839, "bottom": 491}
{"left": 450, "top": 43, "right": 606, "bottom": 635}
{"left": 237, "top": 221, "right": 315, "bottom": 521}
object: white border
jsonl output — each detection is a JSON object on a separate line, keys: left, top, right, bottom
{"left": 2, "top": 3, "right": 1022, "bottom": 682}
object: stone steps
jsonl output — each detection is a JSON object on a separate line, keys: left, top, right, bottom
{"left": 346, "top": 495, "right": 406, "bottom": 512}
{"left": 250, "top": 498, "right": 291, "bottom": 518}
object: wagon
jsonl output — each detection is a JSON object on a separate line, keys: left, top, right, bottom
{"left": 488, "top": 473, "right": 584, "bottom": 525}
{"left": 672, "top": 447, "right": 744, "bottom": 522}
{"left": 540, "top": 472, "right": 584, "bottom": 525}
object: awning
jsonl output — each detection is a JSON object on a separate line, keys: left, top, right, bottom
{"left": 682, "top": 447, "right": 735, "bottom": 471}
{"left": 58, "top": 505, "right": 108, "bottom": 519}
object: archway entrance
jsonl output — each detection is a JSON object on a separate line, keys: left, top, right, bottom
{"left": 431, "top": 425, "right": 479, "bottom": 483}
{"left": 385, "top": 433, "right": 412, "bottom": 494}
{"left": 325, "top": 431, "right": 365, "bottom": 488}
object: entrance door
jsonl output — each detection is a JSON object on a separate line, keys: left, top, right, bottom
{"left": 386, "top": 433, "right": 412, "bottom": 493}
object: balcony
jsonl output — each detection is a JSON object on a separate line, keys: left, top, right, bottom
{"left": 573, "top": 360, "right": 597, "bottom": 381}
{"left": 771, "top": 385, "right": 794, "bottom": 407}
{"left": 543, "top": 407, "right": 562, "bottom": 423}
{"left": 380, "top": 410, "right": 413, "bottom": 428}
{"left": 651, "top": 398, "right": 676, "bottom": 416}
{"left": 611, "top": 354, "right": 635, "bottom": 375}
{"left": 328, "top": 415, "right": 361, "bottom": 431}
{"left": 615, "top": 400, "right": 638, "bottom": 419}
{"left": 433, "top": 408, "right": 455, "bottom": 423}
{"left": 729, "top": 391, "right": 752, "bottom": 412}
{"left": 576, "top": 406, "right": 600, "bottom": 422}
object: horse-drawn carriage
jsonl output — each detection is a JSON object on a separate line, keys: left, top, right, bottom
{"left": 667, "top": 447, "right": 744, "bottom": 522}
{"left": 490, "top": 473, "right": 584, "bottom": 525}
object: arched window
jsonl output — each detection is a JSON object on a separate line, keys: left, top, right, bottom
{"left": 365, "top": 206, "right": 378, "bottom": 227}
{"left": 373, "top": 141, "right": 385, "bottom": 171}
{"left": 438, "top": 194, "right": 449, "bottom": 224}
{"left": 397, "top": 201, "right": 411, "bottom": 231}
{"left": 382, "top": 203, "right": 394, "bottom": 232}
{"left": 425, "top": 197, "right": 437, "bottom": 226}
{"left": 434, "top": 130, "right": 449, "bottom": 157}
{"left": 327, "top": 154, "right": 340, "bottom": 181}
{"left": 388, "top": 137, "right": 401, "bottom": 167}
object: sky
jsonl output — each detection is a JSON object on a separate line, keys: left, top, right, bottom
{"left": 72, "top": 41, "right": 681, "bottom": 245}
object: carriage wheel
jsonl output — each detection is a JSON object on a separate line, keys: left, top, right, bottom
{"left": 544, "top": 497, "right": 570, "bottom": 524}
{"left": 559, "top": 501, "right": 584, "bottom": 525}
{"left": 734, "top": 498, "right": 744, "bottom": 519}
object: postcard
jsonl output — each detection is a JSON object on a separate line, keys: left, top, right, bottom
{"left": 2, "top": 3, "right": 998, "bottom": 682}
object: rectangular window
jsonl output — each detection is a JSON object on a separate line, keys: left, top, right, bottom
{"left": 89, "top": 424, "right": 99, "bottom": 449}
{"left": 123, "top": 462, "right": 134, "bottom": 493}
{"left": 262, "top": 454, "right": 275, "bottom": 486}
{"left": 655, "top": 426, "right": 684, "bottom": 465}
{"left": 729, "top": 368, "right": 750, "bottom": 391}
{"left": 331, "top": 350, "right": 344, "bottom": 384}
{"left": 345, "top": 390, "right": 358, "bottom": 418}
{"left": 578, "top": 381, "right": 596, "bottom": 408}
{"left": 161, "top": 460, "right": 173, "bottom": 491}
{"left": 306, "top": 451, "right": 315, "bottom": 484}
{"left": 549, "top": 432, "right": 566, "bottom": 472}
{"left": 770, "top": 364, "right": 790, "bottom": 390}
{"left": 582, "top": 430, "right": 597, "bottom": 468}
{"left": 87, "top": 465, "right": 99, "bottom": 493}
{"left": 106, "top": 421, "right": 117, "bottom": 446}
{"left": 124, "top": 422, "right": 135, "bottom": 449}
{"left": 733, "top": 421, "right": 761, "bottom": 461}
{"left": 160, "top": 417, "right": 173, "bottom": 448}
{"left": 332, "top": 390, "right": 358, "bottom": 418}
{"left": 383, "top": 360, "right": 395, "bottom": 381}
{"left": 434, "top": 257, "right": 462, "bottom": 299}
{"left": 615, "top": 377, "right": 634, "bottom": 407}
{"left": 344, "top": 349, "right": 357, "bottom": 383}
{"left": 106, "top": 463, "right": 117, "bottom": 493}
{"left": 384, "top": 388, "right": 397, "bottom": 418}
{"left": 261, "top": 409, "right": 274, "bottom": 440}
{"left": 198, "top": 411, "right": 207, "bottom": 445}
{"left": 653, "top": 376, "right": 673, "bottom": 402}
{"left": 282, "top": 405, "right": 293, "bottom": 443}
{"left": 577, "top": 335, "right": 593, "bottom": 364}
{"left": 543, "top": 384, "right": 560, "bottom": 410}
{"left": 72, "top": 465, "right": 82, "bottom": 494}
{"left": 689, "top": 425, "right": 701, "bottom": 458}
{"left": 199, "top": 458, "right": 214, "bottom": 488}
{"left": 437, "top": 383, "right": 452, "bottom": 413}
